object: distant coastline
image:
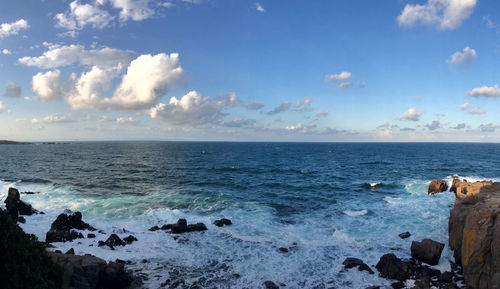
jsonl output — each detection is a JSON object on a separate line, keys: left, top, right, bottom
{"left": 0, "top": 140, "right": 31, "bottom": 145}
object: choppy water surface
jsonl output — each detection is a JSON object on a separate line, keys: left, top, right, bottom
{"left": 1, "top": 142, "right": 500, "bottom": 288}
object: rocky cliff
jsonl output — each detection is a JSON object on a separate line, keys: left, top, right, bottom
{"left": 448, "top": 180, "right": 500, "bottom": 289}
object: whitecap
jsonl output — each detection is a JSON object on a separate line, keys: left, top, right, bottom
{"left": 342, "top": 209, "right": 368, "bottom": 217}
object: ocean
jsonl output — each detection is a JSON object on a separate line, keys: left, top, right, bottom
{"left": 1, "top": 142, "right": 500, "bottom": 288}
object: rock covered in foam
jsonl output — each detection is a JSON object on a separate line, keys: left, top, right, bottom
{"left": 46, "top": 211, "right": 95, "bottom": 243}
{"left": 428, "top": 179, "right": 448, "bottom": 194}
{"left": 410, "top": 238, "right": 444, "bottom": 266}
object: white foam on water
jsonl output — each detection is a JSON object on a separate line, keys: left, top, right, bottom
{"left": 342, "top": 209, "right": 368, "bottom": 217}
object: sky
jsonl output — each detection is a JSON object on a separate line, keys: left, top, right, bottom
{"left": 0, "top": 0, "right": 499, "bottom": 142}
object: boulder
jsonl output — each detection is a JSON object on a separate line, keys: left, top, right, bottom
{"left": 213, "top": 218, "right": 232, "bottom": 227}
{"left": 123, "top": 235, "right": 138, "bottom": 244}
{"left": 148, "top": 225, "right": 160, "bottom": 231}
{"left": 375, "top": 253, "right": 411, "bottom": 281}
{"left": 448, "top": 181, "right": 500, "bottom": 289}
{"left": 48, "top": 252, "right": 133, "bottom": 289}
{"left": 187, "top": 222, "right": 207, "bottom": 232}
{"left": 4, "top": 187, "right": 37, "bottom": 217}
{"left": 343, "top": 257, "right": 374, "bottom": 274}
{"left": 411, "top": 239, "right": 445, "bottom": 265}
{"left": 171, "top": 219, "right": 188, "bottom": 234}
{"left": 263, "top": 281, "right": 279, "bottom": 289}
{"left": 46, "top": 212, "right": 95, "bottom": 243}
{"left": 161, "top": 224, "right": 172, "bottom": 230}
{"left": 98, "top": 234, "right": 125, "bottom": 249}
{"left": 398, "top": 232, "right": 411, "bottom": 239}
{"left": 428, "top": 179, "right": 448, "bottom": 194}
{"left": 279, "top": 247, "right": 289, "bottom": 253}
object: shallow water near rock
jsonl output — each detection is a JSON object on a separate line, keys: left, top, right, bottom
{"left": 1, "top": 142, "right": 500, "bottom": 288}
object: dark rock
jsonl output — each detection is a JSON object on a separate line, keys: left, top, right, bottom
{"left": 187, "top": 222, "right": 207, "bottom": 232}
{"left": 171, "top": 218, "right": 188, "bottom": 234}
{"left": 45, "top": 212, "right": 95, "bottom": 243}
{"left": 101, "top": 261, "right": 133, "bottom": 289}
{"left": 358, "top": 263, "right": 375, "bottom": 274}
{"left": 65, "top": 248, "right": 74, "bottom": 255}
{"left": 263, "top": 280, "right": 279, "bottom": 289}
{"left": 87, "top": 233, "right": 96, "bottom": 238}
{"left": 390, "top": 281, "right": 405, "bottom": 289}
{"left": 440, "top": 271, "right": 453, "bottom": 283}
{"left": 161, "top": 224, "right": 172, "bottom": 230}
{"left": 398, "top": 232, "right": 411, "bottom": 239}
{"left": 375, "top": 253, "right": 411, "bottom": 281}
{"left": 98, "top": 234, "right": 125, "bottom": 249}
{"left": 17, "top": 216, "right": 26, "bottom": 223}
{"left": 148, "top": 225, "right": 160, "bottom": 231}
{"left": 428, "top": 179, "right": 448, "bottom": 194}
{"left": 342, "top": 257, "right": 364, "bottom": 269}
{"left": 46, "top": 230, "right": 84, "bottom": 243}
{"left": 21, "top": 191, "right": 38, "bottom": 194}
{"left": 365, "top": 287, "right": 380, "bottom": 289}
{"left": 411, "top": 239, "right": 444, "bottom": 265}
{"left": 213, "top": 218, "right": 232, "bottom": 227}
{"left": 279, "top": 247, "right": 289, "bottom": 253}
{"left": 123, "top": 235, "right": 138, "bottom": 244}
{"left": 4, "top": 187, "right": 37, "bottom": 217}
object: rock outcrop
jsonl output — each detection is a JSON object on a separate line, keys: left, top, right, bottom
{"left": 448, "top": 180, "right": 500, "bottom": 289}
{"left": 48, "top": 252, "right": 134, "bottom": 289}
{"left": 410, "top": 238, "right": 445, "bottom": 265}
{"left": 428, "top": 179, "right": 448, "bottom": 194}
{"left": 4, "top": 187, "right": 37, "bottom": 219}
{"left": 46, "top": 212, "right": 96, "bottom": 243}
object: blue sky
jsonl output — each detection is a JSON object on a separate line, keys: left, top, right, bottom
{"left": 0, "top": 0, "right": 499, "bottom": 141}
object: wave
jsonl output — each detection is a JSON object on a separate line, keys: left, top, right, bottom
{"left": 342, "top": 209, "right": 368, "bottom": 217}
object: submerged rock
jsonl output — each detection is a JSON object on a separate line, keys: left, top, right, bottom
{"left": 428, "top": 179, "right": 448, "bottom": 194}
{"left": 411, "top": 239, "right": 444, "bottom": 266}
{"left": 398, "top": 232, "right": 411, "bottom": 239}
{"left": 213, "top": 218, "right": 232, "bottom": 227}
{"left": 279, "top": 247, "right": 289, "bottom": 253}
{"left": 263, "top": 280, "right": 279, "bottom": 289}
{"left": 45, "top": 212, "right": 95, "bottom": 243}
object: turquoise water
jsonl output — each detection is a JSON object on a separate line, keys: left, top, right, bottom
{"left": 1, "top": 142, "right": 500, "bottom": 288}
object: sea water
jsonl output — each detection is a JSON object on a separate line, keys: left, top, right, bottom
{"left": 1, "top": 142, "right": 500, "bottom": 288}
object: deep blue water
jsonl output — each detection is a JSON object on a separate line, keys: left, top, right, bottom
{"left": 1, "top": 142, "right": 499, "bottom": 288}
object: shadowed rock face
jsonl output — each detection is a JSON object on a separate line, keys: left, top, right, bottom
{"left": 449, "top": 181, "right": 500, "bottom": 289}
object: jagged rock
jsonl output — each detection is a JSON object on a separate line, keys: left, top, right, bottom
{"left": 375, "top": 253, "right": 411, "bottom": 281}
{"left": 263, "top": 280, "right": 279, "bottom": 289}
{"left": 187, "top": 222, "right": 207, "bottom": 232}
{"left": 449, "top": 181, "right": 500, "bottom": 289}
{"left": 48, "top": 252, "right": 133, "bottom": 289}
{"left": 398, "top": 232, "right": 411, "bottom": 239}
{"left": 450, "top": 177, "right": 460, "bottom": 193}
{"left": 98, "top": 234, "right": 125, "bottom": 249}
{"left": 65, "top": 248, "right": 75, "bottom": 255}
{"left": 411, "top": 239, "right": 444, "bottom": 266}
{"left": 171, "top": 219, "right": 188, "bottom": 234}
{"left": 87, "top": 233, "right": 96, "bottom": 238}
{"left": 123, "top": 235, "right": 138, "bottom": 244}
{"left": 45, "top": 212, "right": 95, "bottom": 243}
{"left": 213, "top": 218, "right": 232, "bottom": 227}
{"left": 148, "top": 225, "right": 160, "bottom": 231}
{"left": 343, "top": 257, "right": 374, "bottom": 274}
{"left": 161, "top": 224, "right": 172, "bottom": 230}
{"left": 428, "top": 179, "right": 448, "bottom": 194}
{"left": 4, "top": 187, "right": 37, "bottom": 218}
{"left": 279, "top": 247, "right": 289, "bottom": 253}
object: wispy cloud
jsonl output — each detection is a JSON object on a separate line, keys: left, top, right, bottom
{"left": 255, "top": 2, "right": 265, "bottom": 12}
{"left": 267, "top": 102, "right": 291, "bottom": 115}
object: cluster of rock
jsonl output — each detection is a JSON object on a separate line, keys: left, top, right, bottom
{"left": 4, "top": 187, "right": 37, "bottom": 222}
{"left": 98, "top": 234, "right": 138, "bottom": 249}
{"left": 46, "top": 211, "right": 96, "bottom": 243}
{"left": 149, "top": 217, "right": 232, "bottom": 234}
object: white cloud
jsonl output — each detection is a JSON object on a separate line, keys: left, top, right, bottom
{"left": 111, "top": 0, "right": 155, "bottom": 21}
{"left": 295, "top": 96, "right": 311, "bottom": 108}
{"left": 2, "top": 49, "right": 12, "bottom": 55}
{"left": 55, "top": 1, "right": 114, "bottom": 31}
{"left": 397, "top": 0, "right": 477, "bottom": 30}
{"left": 0, "top": 101, "right": 7, "bottom": 113}
{"left": 32, "top": 70, "right": 63, "bottom": 101}
{"left": 459, "top": 102, "right": 470, "bottom": 110}
{"left": 19, "top": 44, "right": 132, "bottom": 69}
{"left": 104, "top": 53, "right": 183, "bottom": 109}
{"left": 316, "top": 110, "right": 329, "bottom": 117}
{"left": 4, "top": 81, "right": 22, "bottom": 98}
{"left": 397, "top": 107, "right": 422, "bottom": 121}
{"left": 267, "top": 102, "right": 291, "bottom": 115}
{"left": 0, "top": 19, "right": 29, "bottom": 38}
{"left": 325, "top": 71, "right": 351, "bottom": 82}
{"left": 31, "top": 113, "right": 74, "bottom": 124}
{"left": 149, "top": 90, "right": 226, "bottom": 126}
{"left": 255, "top": 2, "right": 265, "bottom": 12}
{"left": 468, "top": 106, "right": 486, "bottom": 115}
{"left": 116, "top": 117, "right": 136, "bottom": 124}
{"left": 161, "top": 2, "right": 175, "bottom": 8}
{"left": 466, "top": 85, "right": 500, "bottom": 98}
{"left": 285, "top": 123, "right": 317, "bottom": 134}
{"left": 447, "top": 46, "right": 476, "bottom": 65}
{"left": 67, "top": 66, "right": 117, "bottom": 110}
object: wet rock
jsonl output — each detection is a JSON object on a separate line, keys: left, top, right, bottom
{"left": 439, "top": 271, "right": 453, "bottom": 283}
{"left": 65, "top": 248, "right": 75, "bottom": 255}
{"left": 263, "top": 280, "right": 279, "bottom": 289}
{"left": 358, "top": 263, "right": 375, "bottom": 274}
{"left": 148, "top": 225, "right": 160, "bottom": 231}
{"left": 4, "top": 187, "right": 37, "bottom": 218}
{"left": 343, "top": 257, "right": 374, "bottom": 274}
{"left": 161, "top": 224, "right": 172, "bottom": 230}
{"left": 375, "top": 253, "right": 411, "bottom": 281}
{"left": 398, "top": 232, "right": 411, "bottom": 239}
{"left": 98, "top": 234, "right": 125, "bottom": 249}
{"left": 213, "top": 218, "right": 232, "bottom": 227}
{"left": 87, "top": 233, "right": 96, "bottom": 238}
{"left": 171, "top": 219, "right": 188, "bottom": 233}
{"left": 17, "top": 216, "right": 26, "bottom": 223}
{"left": 428, "top": 179, "right": 448, "bottom": 194}
{"left": 279, "top": 247, "right": 289, "bottom": 253}
{"left": 187, "top": 222, "right": 207, "bottom": 232}
{"left": 21, "top": 191, "right": 38, "bottom": 194}
{"left": 123, "top": 235, "right": 138, "bottom": 244}
{"left": 45, "top": 212, "right": 94, "bottom": 243}
{"left": 390, "top": 281, "right": 405, "bottom": 289}
{"left": 411, "top": 239, "right": 444, "bottom": 266}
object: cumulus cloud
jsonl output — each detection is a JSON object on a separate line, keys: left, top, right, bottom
{"left": 19, "top": 44, "right": 132, "bottom": 69}
{"left": 0, "top": 101, "right": 7, "bottom": 113}
{"left": 479, "top": 123, "right": 500, "bottom": 132}
{"left": 255, "top": 2, "right": 265, "bottom": 12}
{"left": 104, "top": 53, "right": 183, "bottom": 109}
{"left": 267, "top": 102, "right": 291, "bottom": 115}
{"left": 2, "top": 49, "right": 12, "bottom": 55}
{"left": 149, "top": 90, "right": 227, "bottom": 126}
{"left": 425, "top": 120, "right": 441, "bottom": 130}
{"left": 55, "top": 1, "right": 113, "bottom": 32}
{"left": 31, "top": 113, "right": 74, "bottom": 124}
{"left": 397, "top": 0, "right": 477, "bottom": 30}
{"left": 397, "top": 108, "right": 422, "bottom": 121}
{"left": 0, "top": 19, "right": 29, "bottom": 38}
{"left": 246, "top": 101, "right": 264, "bottom": 110}
{"left": 316, "top": 110, "right": 329, "bottom": 117}
{"left": 325, "top": 71, "right": 351, "bottom": 82}
{"left": 285, "top": 123, "right": 317, "bottom": 134}
{"left": 67, "top": 66, "right": 117, "bottom": 110}
{"left": 459, "top": 102, "right": 470, "bottom": 110}
{"left": 466, "top": 85, "right": 500, "bottom": 98}
{"left": 451, "top": 123, "right": 466, "bottom": 129}
{"left": 32, "top": 70, "right": 63, "bottom": 101}
{"left": 468, "top": 106, "right": 486, "bottom": 115}
{"left": 111, "top": 0, "right": 155, "bottom": 21}
{"left": 447, "top": 46, "right": 476, "bottom": 65}
{"left": 294, "top": 96, "right": 311, "bottom": 108}
{"left": 4, "top": 81, "right": 22, "bottom": 98}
